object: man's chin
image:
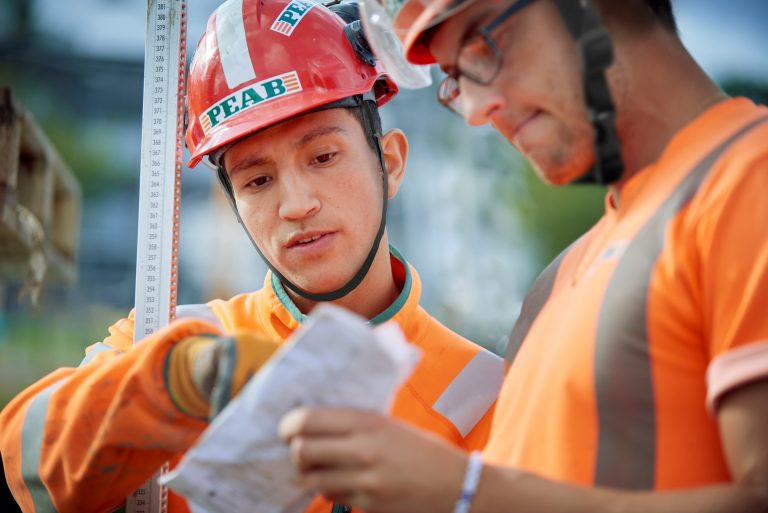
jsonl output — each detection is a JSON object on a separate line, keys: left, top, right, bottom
{"left": 284, "top": 274, "right": 350, "bottom": 297}
{"left": 529, "top": 150, "right": 595, "bottom": 186}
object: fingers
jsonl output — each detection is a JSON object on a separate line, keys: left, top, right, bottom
{"left": 288, "top": 431, "right": 376, "bottom": 473}
{"left": 278, "top": 407, "right": 377, "bottom": 441}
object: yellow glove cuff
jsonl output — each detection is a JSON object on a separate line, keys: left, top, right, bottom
{"left": 166, "top": 335, "right": 218, "bottom": 419}
{"left": 210, "top": 330, "right": 281, "bottom": 415}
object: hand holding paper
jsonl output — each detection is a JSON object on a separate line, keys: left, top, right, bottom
{"left": 161, "top": 304, "right": 422, "bottom": 513}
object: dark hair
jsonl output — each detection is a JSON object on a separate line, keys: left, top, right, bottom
{"left": 345, "top": 101, "right": 383, "bottom": 157}
{"left": 646, "top": 0, "right": 677, "bottom": 33}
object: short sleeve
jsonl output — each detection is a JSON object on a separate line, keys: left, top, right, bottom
{"left": 697, "top": 155, "right": 768, "bottom": 410}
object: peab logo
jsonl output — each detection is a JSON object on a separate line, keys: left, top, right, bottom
{"left": 200, "top": 71, "right": 302, "bottom": 134}
{"left": 270, "top": 0, "right": 317, "bottom": 36}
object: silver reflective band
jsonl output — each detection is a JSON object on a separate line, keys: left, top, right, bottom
{"left": 454, "top": 450, "right": 483, "bottom": 513}
{"left": 21, "top": 379, "right": 67, "bottom": 513}
{"left": 78, "top": 342, "right": 119, "bottom": 367}
{"left": 176, "top": 303, "right": 224, "bottom": 332}
{"left": 433, "top": 350, "right": 503, "bottom": 437}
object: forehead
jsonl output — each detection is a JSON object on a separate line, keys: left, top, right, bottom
{"left": 225, "top": 108, "right": 362, "bottom": 163}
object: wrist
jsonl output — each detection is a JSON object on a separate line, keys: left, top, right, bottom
{"left": 165, "top": 335, "right": 219, "bottom": 419}
{"left": 454, "top": 451, "right": 484, "bottom": 513}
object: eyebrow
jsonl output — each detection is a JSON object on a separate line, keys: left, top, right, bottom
{"left": 226, "top": 125, "right": 348, "bottom": 177}
{"left": 456, "top": 9, "right": 490, "bottom": 51}
{"left": 227, "top": 154, "right": 272, "bottom": 177}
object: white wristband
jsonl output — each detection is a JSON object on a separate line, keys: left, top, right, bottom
{"left": 454, "top": 451, "right": 483, "bottom": 513}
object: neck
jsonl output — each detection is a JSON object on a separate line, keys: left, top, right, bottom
{"left": 606, "top": 22, "right": 728, "bottom": 196}
{"left": 286, "top": 237, "right": 400, "bottom": 320}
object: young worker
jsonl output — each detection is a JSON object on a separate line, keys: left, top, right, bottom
{"left": 0, "top": 2, "right": 502, "bottom": 512}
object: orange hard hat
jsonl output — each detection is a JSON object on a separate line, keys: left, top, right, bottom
{"left": 186, "top": 0, "right": 398, "bottom": 168}
{"left": 390, "top": 0, "right": 478, "bottom": 65}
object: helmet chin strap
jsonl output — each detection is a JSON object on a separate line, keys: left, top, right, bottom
{"left": 215, "top": 97, "right": 390, "bottom": 303}
{"left": 553, "top": 0, "right": 624, "bottom": 185}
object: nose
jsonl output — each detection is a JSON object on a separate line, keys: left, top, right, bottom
{"left": 278, "top": 171, "right": 320, "bottom": 221}
{"left": 460, "top": 77, "right": 505, "bottom": 127}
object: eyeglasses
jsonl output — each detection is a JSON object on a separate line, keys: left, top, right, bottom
{"left": 437, "top": 0, "right": 536, "bottom": 116}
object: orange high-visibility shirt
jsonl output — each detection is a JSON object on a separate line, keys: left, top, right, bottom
{"left": 1, "top": 248, "right": 503, "bottom": 513}
{"left": 485, "top": 98, "right": 768, "bottom": 489}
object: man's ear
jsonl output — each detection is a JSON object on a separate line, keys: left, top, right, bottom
{"left": 379, "top": 128, "right": 408, "bottom": 199}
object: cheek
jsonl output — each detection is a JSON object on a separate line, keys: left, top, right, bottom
{"left": 235, "top": 198, "right": 273, "bottom": 244}
{"left": 337, "top": 172, "right": 383, "bottom": 232}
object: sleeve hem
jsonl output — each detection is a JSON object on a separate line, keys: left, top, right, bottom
{"left": 706, "top": 340, "right": 768, "bottom": 413}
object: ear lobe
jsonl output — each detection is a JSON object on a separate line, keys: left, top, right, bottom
{"left": 380, "top": 128, "right": 408, "bottom": 199}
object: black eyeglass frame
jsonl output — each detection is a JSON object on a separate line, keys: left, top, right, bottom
{"left": 437, "top": 0, "right": 536, "bottom": 114}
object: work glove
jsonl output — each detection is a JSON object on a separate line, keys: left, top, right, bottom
{"left": 166, "top": 331, "right": 280, "bottom": 419}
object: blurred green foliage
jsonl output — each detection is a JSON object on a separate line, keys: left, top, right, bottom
{"left": 483, "top": 138, "right": 606, "bottom": 278}
{"left": 722, "top": 78, "right": 768, "bottom": 105}
{"left": 0, "top": 306, "right": 124, "bottom": 406}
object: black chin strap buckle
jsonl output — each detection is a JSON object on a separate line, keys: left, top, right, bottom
{"left": 580, "top": 26, "right": 624, "bottom": 184}
{"left": 555, "top": 0, "right": 625, "bottom": 185}
{"left": 588, "top": 108, "right": 623, "bottom": 184}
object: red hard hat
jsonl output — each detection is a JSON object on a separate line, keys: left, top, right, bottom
{"left": 186, "top": 0, "right": 398, "bottom": 168}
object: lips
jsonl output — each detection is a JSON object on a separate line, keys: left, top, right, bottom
{"left": 285, "top": 231, "right": 335, "bottom": 249}
{"left": 511, "top": 111, "right": 541, "bottom": 140}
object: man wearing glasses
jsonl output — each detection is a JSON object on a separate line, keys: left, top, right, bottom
{"left": 279, "top": 1, "right": 768, "bottom": 513}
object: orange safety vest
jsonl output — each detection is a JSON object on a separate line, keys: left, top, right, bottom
{"left": 1, "top": 247, "right": 503, "bottom": 513}
{"left": 485, "top": 98, "right": 768, "bottom": 489}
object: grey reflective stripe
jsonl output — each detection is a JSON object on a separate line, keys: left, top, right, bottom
{"left": 175, "top": 303, "right": 224, "bottom": 331}
{"left": 78, "top": 342, "right": 117, "bottom": 367}
{"left": 20, "top": 379, "right": 66, "bottom": 513}
{"left": 593, "top": 115, "right": 768, "bottom": 489}
{"left": 505, "top": 246, "right": 570, "bottom": 363}
{"left": 433, "top": 350, "right": 503, "bottom": 437}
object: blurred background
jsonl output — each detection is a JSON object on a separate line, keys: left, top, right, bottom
{"left": 0, "top": 0, "right": 766, "bottom": 507}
